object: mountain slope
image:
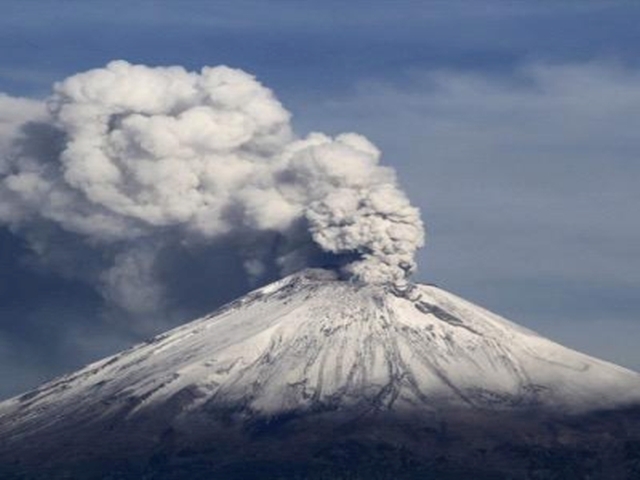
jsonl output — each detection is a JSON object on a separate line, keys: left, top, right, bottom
{"left": 1, "top": 269, "right": 640, "bottom": 479}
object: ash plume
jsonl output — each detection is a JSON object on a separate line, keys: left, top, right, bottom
{"left": 0, "top": 61, "right": 424, "bottom": 316}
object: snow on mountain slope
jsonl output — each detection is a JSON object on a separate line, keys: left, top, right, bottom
{"left": 1, "top": 269, "right": 640, "bottom": 439}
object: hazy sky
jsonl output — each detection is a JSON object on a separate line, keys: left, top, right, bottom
{"left": 1, "top": 1, "right": 640, "bottom": 399}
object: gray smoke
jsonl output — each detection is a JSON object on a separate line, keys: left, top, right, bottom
{"left": 0, "top": 61, "right": 424, "bottom": 315}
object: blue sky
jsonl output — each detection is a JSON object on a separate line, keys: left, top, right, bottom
{"left": 1, "top": 1, "right": 640, "bottom": 399}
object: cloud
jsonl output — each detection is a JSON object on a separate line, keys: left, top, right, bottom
{"left": 0, "top": 60, "right": 424, "bottom": 322}
{"left": 0, "top": 94, "right": 45, "bottom": 171}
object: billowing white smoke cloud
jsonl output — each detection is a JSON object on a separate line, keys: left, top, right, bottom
{"left": 0, "top": 61, "right": 424, "bottom": 314}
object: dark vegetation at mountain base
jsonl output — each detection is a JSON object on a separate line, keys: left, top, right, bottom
{"left": 1, "top": 406, "right": 639, "bottom": 480}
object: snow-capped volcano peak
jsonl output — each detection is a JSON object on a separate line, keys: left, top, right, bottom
{"left": 2, "top": 268, "right": 640, "bottom": 438}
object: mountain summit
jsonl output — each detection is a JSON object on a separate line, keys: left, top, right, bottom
{"left": 2, "top": 269, "right": 640, "bottom": 479}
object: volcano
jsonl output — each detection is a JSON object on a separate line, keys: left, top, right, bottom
{"left": 1, "top": 269, "right": 640, "bottom": 479}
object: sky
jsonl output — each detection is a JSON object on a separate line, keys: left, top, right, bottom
{"left": 1, "top": 0, "right": 640, "bottom": 399}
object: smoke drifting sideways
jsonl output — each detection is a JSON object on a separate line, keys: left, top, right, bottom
{"left": 0, "top": 61, "right": 424, "bottom": 321}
